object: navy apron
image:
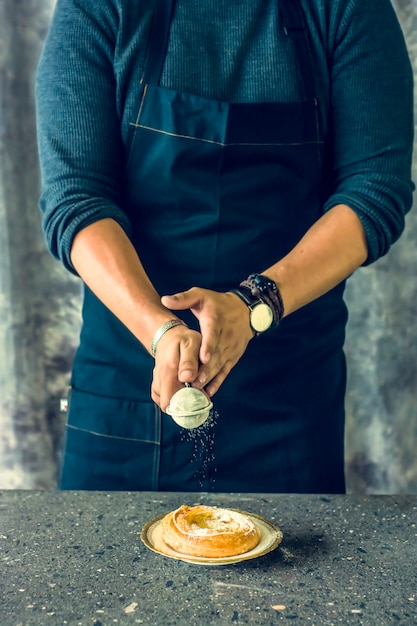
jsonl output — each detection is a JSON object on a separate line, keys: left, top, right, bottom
{"left": 60, "top": 0, "right": 347, "bottom": 493}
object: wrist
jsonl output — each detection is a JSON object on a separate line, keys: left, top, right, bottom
{"left": 151, "top": 319, "right": 186, "bottom": 357}
{"left": 228, "top": 291, "right": 256, "bottom": 339}
{"left": 230, "top": 273, "right": 284, "bottom": 335}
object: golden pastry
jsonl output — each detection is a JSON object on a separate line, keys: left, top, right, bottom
{"left": 160, "top": 505, "right": 261, "bottom": 558}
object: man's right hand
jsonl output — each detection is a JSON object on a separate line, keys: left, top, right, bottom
{"left": 151, "top": 324, "right": 202, "bottom": 412}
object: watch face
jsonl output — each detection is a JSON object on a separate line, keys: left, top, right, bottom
{"left": 250, "top": 302, "right": 274, "bottom": 333}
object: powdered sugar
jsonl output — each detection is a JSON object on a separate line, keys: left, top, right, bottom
{"left": 186, "top": 509, "right": 253, "bottom": 536}
{"left": 181, "top": 408, "right": 217, "bottom": 489}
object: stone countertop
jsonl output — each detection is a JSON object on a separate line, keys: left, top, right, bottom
{"left": 0, "top": 492, "right": 416, "bottom": 625}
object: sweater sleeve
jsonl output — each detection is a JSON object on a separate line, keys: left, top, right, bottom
{"left": 36, "top": 0, "right": 132, "bottom": 274}
{"left": 322, "top": 0, "right": 414, "bottom": 264}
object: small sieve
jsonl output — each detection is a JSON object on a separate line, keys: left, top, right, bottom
{"left": 165, "top": 383, "right": 213, "bottom": 429}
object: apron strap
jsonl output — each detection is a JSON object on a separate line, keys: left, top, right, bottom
{"left": 280, "top": 0, "right": 317, "bottom": 101}
{"left": 142, "top": 0, "right": 176, "bottom": 87}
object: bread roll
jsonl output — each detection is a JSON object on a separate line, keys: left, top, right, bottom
{"left": 161, "top": 505, "right": 261, "bottom": 558}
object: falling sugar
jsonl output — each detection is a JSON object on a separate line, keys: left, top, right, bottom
{"left": 180, "top": 407, "right": 219, "bottom": 490}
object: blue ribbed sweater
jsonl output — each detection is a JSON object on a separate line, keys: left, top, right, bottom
{"left": 36, "top": 0, "right": 414, "bottom": 272}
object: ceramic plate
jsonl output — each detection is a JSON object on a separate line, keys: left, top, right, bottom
{"left": 141, "top": 509, "right": 283, "bottom": 566}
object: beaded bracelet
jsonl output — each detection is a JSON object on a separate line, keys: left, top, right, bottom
{"left": 151, "top": 319, "right": 186, "bottom": 358}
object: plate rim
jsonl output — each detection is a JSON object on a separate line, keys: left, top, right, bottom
{"left": 140, "top": 507, "right": 283, "bottom": 566}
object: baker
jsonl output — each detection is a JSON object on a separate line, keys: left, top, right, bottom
{"left": 36, "top": 0, "right": 414, "bottom": 492}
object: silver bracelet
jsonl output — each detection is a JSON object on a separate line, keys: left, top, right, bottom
{"left": 151, "top": 319, "right": 186, "bottom": 358}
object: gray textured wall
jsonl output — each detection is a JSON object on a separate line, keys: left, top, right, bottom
{"left": 0, "top": 0, "right": 416, "bottom": 492}
{"left": 343, "top": 1, "right": 417, "bottom": 493}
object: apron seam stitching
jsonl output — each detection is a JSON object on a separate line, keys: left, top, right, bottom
{"left": 128, "top": 123, "right": 323, "bottom": 147}
{"left": 66, "top": 423, "right": 160, "bottom": 444}
{"left": 125, "top": 84, "right": 149, "bottom": 171}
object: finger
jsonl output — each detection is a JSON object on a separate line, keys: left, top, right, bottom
{"left": 157, "top": 379, "right": 182, "bottom": 413}
{"left": 178, "top": 360, "right": 199, "bottom": 383}
{"left": 177, "top": 341, "right": 200, "bottom": 383}
{"left": 152, "top": 347, "right": 182, "bottom": 411}
{"left": 198, "top": 314, "right": 223, "bottom": 364}
{"left": 162, "top": 287, "right": 205, "bottom": 310}
{"left": 150, "top": 385, "right": 160, "bottom": 406}
{"left": 204, "top": 360, "right": 234, "bottom": 397}
{"left": 153, "top": 327, "right": 202, "bottom": 409}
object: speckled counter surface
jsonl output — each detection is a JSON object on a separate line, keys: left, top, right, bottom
{"left": 0, "top": 492, "right": 416, "bottom": 626}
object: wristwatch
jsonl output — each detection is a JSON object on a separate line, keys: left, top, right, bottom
{"left": 230, "top": 285, "right": 275, "bottom": 335}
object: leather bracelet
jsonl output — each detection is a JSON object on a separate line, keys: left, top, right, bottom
{"left": 240, "top": 274, "right": 284, "bottom": 324}
{"left": 151, "top": 319, "right": 186, "bottom": 358}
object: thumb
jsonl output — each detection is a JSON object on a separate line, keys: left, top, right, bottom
{"left": 161, "top": 289, "right": 197, "bottom": 310}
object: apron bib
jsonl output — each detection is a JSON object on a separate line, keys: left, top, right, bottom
{"left": 61, "top": 0, "right": 347, "bottom": 493}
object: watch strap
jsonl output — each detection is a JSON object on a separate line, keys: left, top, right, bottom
{"left": 240, "top": 274, "right": 284, "bottom": 324}
{"left": 229, "top": 287, "right": 257, "bottom": 308}
{"left": 230, "top": 287, "right": 274, "bottom": 336}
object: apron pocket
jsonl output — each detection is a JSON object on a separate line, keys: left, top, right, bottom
{"left": 60, "top": 387, "right": 161, "bottom": 491}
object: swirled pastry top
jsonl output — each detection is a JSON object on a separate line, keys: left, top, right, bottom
{"left": 160, "top": 505, "right": 262, "bottom": 558}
